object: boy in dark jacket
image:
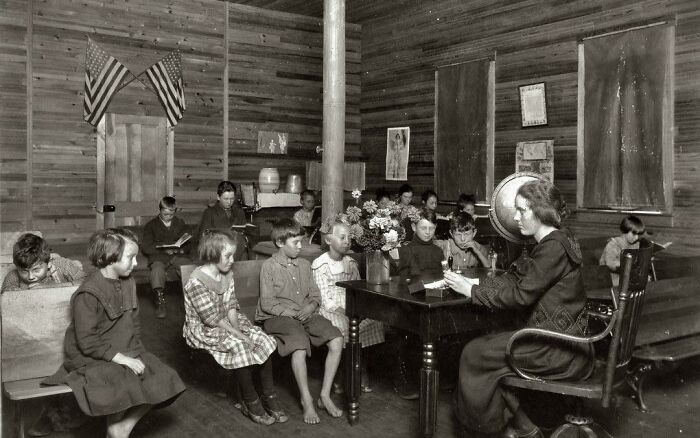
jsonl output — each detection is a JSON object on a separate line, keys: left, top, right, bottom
{"left": 140, "top": 196, "right": 192, "bottom": 318}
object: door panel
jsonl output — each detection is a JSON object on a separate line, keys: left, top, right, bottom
{"left": 96, "top": 113, "right": 172, "bottom": 229}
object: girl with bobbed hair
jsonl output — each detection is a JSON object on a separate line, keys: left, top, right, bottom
{"left": 183, "top": 230, "right": 285, "bottom": 426}
{"left": 445, "top": 180, "right": 591, "bottom": 438}
{"left": 45, "top": 228, "right": 185, "bottom": 438}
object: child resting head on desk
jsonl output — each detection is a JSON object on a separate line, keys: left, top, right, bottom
{"left": 1, "top": 232, "right": 84, "bottom": 293}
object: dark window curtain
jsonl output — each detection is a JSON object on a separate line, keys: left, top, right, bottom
{"left": 583, "top": 25, "right": 671, "bottom": 209}
{"left": 436, "top": 60, "right": 489, "bottom": 201}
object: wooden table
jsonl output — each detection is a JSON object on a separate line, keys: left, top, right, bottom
{"left": 337, "top": 268, "right": 500, "bottom": 437}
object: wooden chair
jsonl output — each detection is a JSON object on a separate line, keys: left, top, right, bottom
{"left": 501, "top": 238, "right": 653, "bottom": 438}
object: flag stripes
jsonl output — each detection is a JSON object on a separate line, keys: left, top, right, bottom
{"left": 81, "top": 38, "right": 186, "bottom": 127}
{"left": 143, "top": 52, "right": 186, "bottom": 127}
{"left": 83, "top": 39, "right": 130, "bottom": 126}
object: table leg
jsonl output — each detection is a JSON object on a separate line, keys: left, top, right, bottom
{"left": 347, "top": 315, "right": 361, "bottom": 425}
{"left": 419, "top": 341, "right": 438, "bottom": 437}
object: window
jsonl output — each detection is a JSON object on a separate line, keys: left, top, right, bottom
{"left": 577, "top": 23, "right": 674, "bottom": 213}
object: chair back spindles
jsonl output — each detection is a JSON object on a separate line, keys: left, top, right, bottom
{"left": 601, "top": 239, "right": 653, "bottom": 407}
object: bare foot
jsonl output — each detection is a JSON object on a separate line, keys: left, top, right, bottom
{"left": 301, "top": 397, "right": 320, "bottom": 424}
{"left": 317, "top": 396, "right": 343, "bottom": 418}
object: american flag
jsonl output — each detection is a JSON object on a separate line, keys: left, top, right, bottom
{"left": 143, "top": 51, "right": 186, "bottom": 126}
{"left": 83, "top": 38, "right": 130, "bottom": 126}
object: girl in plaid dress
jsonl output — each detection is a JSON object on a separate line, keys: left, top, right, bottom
{"left": 183, "top": 230, "right": 286, "bottom": 426}
{"left": 312, "top": 221, "right": 385, "bottom": 392}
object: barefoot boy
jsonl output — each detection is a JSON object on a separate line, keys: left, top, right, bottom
{"left": 256, "top": 218, "right": 344, "bottom": 424}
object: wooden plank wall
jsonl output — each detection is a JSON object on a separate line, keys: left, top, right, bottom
{"left": 30, "top": 0, "right": 226, "bottom": 251}
{"left": 0, "top": 0, "right": 360, "bottom": 257}
{"left": 359, "top": 0, "right": 700, "bottom": 256}
{"left": 0, "top": 0, "right": 28, "bottom": 232}
{"left": 226, "top": 4, "right": 362, "bottom": 191}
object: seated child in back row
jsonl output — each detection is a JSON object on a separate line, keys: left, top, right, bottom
{"left": 294, "top": 190, "right": 319, "bottom": 227}
{"left": 256, "top": 218, "right": 344, "bottom": 425}
{"left": 436, "top": 212, "right": 491, "bottom": 271}
{"left": 312, "top": 220, "right": 385, "bottom": 392}
{"left": 397, "top": 208, "right": 444, "bottom": 279}
{"left": 600, "top": 215, "right": 645, "bottom": 287}
{"left": 1, "top": 233, "right": 85, "bottom": 292}
{"left": 140, "top": 196, "right": 192, "bottom": 319}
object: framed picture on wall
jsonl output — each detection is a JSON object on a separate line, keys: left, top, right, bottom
{"left": 519, "top": 82, "right": 548, "bottom": 127}
{"left": 386, "top": 127, "right": 410, "bottom": 181}
{"left": 515, "top": 140, "right": 554, "bottom": 181}
{"left": 257, "top": 131, "right": 289, "bottom": 154}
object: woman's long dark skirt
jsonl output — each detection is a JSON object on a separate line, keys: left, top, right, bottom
{"left": 455, "top": 331, "right": 592, "bottom": 435}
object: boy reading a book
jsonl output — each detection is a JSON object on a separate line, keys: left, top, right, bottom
{"left": 140, "top": 196, "right": 192, "bottom": 319}
{"left": 195, "top": 180, "right": 249, "bottom": 261}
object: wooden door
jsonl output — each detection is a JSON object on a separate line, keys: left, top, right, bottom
{"left": 96, "top": 114, "right": 173, "bottom": 229}
{"left": 434, "top": 59, "right": 495, "bottom": 202}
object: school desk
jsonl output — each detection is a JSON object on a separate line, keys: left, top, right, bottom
{"left": 337, "top": 267, "right": 505, "bottom": 438}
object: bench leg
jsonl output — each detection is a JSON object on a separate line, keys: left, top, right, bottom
{"left": 14, "top": 400, "right": 25, "bottom": 438}
{"left": 626, "top": 362, "right": 653, "bottom": 412}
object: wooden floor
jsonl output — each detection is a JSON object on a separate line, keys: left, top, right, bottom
{"left": 5, "top": 283, "right": 700, "bottom": 437}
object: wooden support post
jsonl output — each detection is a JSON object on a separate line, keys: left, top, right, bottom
{"left": 321, "top": 0, "right": 346, "bottom": 224}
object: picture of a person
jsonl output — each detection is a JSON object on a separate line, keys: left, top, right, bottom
{"left": 386, "top": 127, "right": 409, "bottom": 181}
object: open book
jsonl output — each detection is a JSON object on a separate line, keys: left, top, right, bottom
{"left": 156, "top": 233, "right": 192, "bottom": 249}
{"left": 231, "top": 223, "right": 257, "bottom": 230}
{"left": 652, "top": 241, "right": 672, "bottom": 253}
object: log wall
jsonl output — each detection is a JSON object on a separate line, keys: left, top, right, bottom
{"left": 0, "top": 0, "right": 29, "bottom": 232}
{"left": 0, "top": 0, "right": 359, "bottom": 256}
{"left": 358, "top": 0, "right": 700, "bottom": 255}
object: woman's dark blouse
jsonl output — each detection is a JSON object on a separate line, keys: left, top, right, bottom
{"left": 471, "top": 228, "right": 587, "bottom": 335}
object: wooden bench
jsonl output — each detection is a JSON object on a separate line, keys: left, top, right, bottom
{"left": 1, "top": 285, "right": 76, "bottom": 437}
{"left": 625, "top": 275, "right": 700, "bottom": 411}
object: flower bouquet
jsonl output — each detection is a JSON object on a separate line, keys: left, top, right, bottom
{"left": 322, "top": 197, "right": 408, "bottom": 283}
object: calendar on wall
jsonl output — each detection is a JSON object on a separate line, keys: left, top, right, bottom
{"left": 515, "top": 140, "right": 554, "bottom": 181}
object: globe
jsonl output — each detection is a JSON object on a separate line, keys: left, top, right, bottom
{"left": 489, "top": 172, "right": 549, "bottom": 243}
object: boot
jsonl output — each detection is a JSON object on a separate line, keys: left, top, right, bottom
{"left": 154, "top": 288, "right": 167, "bottom": 319}
{"left": 393, "top": 360, "right": 419, "bottom": 400}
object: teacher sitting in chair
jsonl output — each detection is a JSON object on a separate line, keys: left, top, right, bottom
{"left": 444, "top": 180, "right": 593, "bottom": 438}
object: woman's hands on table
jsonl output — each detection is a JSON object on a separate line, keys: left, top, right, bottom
{"left": 444, "top": 271, "right": 477, "bottom": 298}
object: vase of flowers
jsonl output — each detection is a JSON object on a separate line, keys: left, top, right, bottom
{"left": 324, "top": 197, "right": 407, "bottom": 284}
